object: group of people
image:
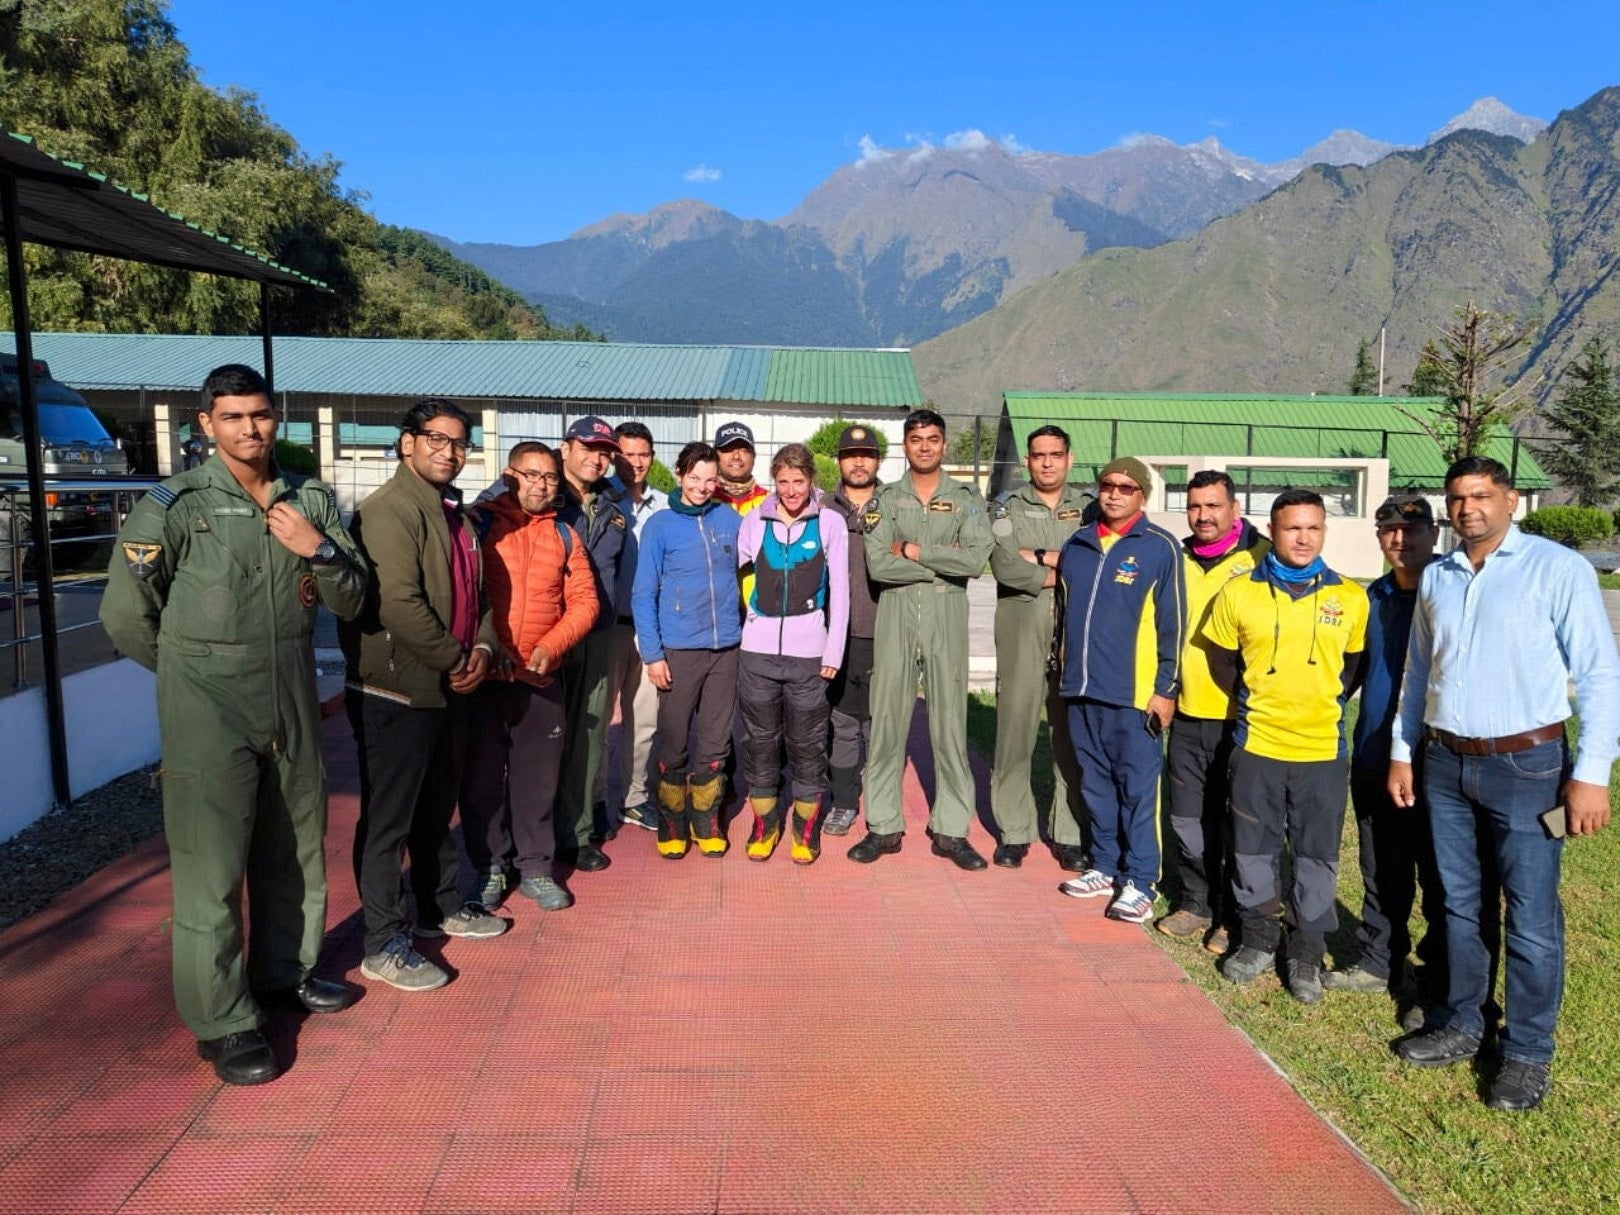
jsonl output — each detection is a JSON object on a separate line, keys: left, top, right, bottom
{"left": 105, "top": 365, "right": 1616, "bottom": 1116}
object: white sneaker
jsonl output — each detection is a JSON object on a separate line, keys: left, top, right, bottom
{"left": 1058, "top": 868, "right": 1115, "bottom": 899}
{"left": 415, "top": 902, "right": 508, "bottom": 940}
{"left": 1106, "top": 883, "right": 1154, "bottom": 924}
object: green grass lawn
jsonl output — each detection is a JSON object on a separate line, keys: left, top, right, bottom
{"left": 1598, "top": 571, "right": 1620, "bottom": 591}
{"left": 966, "top": 692, "right": 1620, "bottom": 1214}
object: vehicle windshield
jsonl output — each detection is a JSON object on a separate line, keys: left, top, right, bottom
{"left": 36, "top": 404, "right": 118, "bottom": 447}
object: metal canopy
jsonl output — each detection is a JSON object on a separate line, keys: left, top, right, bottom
{"left": 0, "top": 125, "right": 326, "bottom": 288}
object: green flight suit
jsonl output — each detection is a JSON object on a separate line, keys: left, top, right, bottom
{"left": 862, "top": 471, "right": 994, "bottom": 837}
{"left": 987, "top": 483, "right": 1093, "bottom": 847}
{"left": 100, "top": 456, "right": 367, "bottom": 1040}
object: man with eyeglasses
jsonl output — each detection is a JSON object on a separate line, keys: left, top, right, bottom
{"left": 553, "top": 415, "right": 631, "bottom": 871}
{"left": 1055, "top": 458, "right": 1184, "bottom": 924}
{"left": 1202, "top": 489, "right": 1367, "bottom": 1004}
{"left": 343, "top": 398, "right": 508, "bottom": 994}
{"left": 987, "top": 425, "right": 1094, "bottom": 870}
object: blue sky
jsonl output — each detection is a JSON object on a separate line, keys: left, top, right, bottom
{"left": 169, "top": 0, "right": 1620, "bottom": 246}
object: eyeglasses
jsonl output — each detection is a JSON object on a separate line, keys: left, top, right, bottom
{"left": 510, "top": 469, "right": 560, "bottom": 485}
{"left": 414, "top": 429, "right": 471, "bottom": 455}
{"left": 1097, "top": 479, "right": 1142, "bottom": 495}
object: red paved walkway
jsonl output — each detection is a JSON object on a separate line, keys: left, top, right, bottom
{"left": 0, "top": 712, "right": 1406, "bottom": 1214}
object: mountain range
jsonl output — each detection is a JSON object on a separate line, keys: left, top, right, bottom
{"left": 428, "top": 97, "right": 1548, "bottom": 349}
{"left": 910, "top": 87, "right": 1620, "bottom": 420}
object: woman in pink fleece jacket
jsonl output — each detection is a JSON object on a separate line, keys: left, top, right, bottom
{"left": 735, "top": 443, "right": 850, "bottom": 863}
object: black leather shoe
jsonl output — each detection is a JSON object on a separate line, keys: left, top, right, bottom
{"left": 931, "top": 835, "right": 988, "bottom": 871}
{"left": 569, "top": 844, "right": 612, "bottom": 872}
{"left": 1052, "top": 844, "right": 1088, "bottom": 873}
{"left": 992, "top": 842, "right": 1028, "bottom": 868}
{"left": 197, "top": 1029, "right": 280, "bottom": 1086}
{"left": 1394, "top": 1025, "right": 1482, "bottom": 1068}
{"left": 847, "top": 831, "right": 903, "bottom": 863}
{"left": 1486, "top": 1058, "right": 1551, "bottom": 1111}
{"left": 257, "top": 976, "right": 361, "bottom": 1015}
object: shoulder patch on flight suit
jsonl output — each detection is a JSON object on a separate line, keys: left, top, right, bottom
{"left": 122, "top": 542, "right": 163, "bottom": 580}
{"left": 991, "top": 499, "right": 1009, "bottom": 521}
{"left": 991, "top": 498, "right": 1012, "bottom": 536}
{"left": 927, "top": 500, "right": 956, "bottom": 513}
{"left": 863, "top": 503, "right": 882, "bottom": 533}
{"left": 610, "top": 511, "right": 626, "bottom": 529}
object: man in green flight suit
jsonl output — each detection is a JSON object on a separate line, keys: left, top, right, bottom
{"left": 101, "top": 364, "right": 368, "bottom": 1086}
{"left": 849, "top": 408, "right": 995, "bottom": 870}
{"left": 988, "top": 425, "right": 1094, "bottom": 869}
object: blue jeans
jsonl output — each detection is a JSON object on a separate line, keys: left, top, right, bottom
{"left": 1423, "top": 735, "right": 1566, "bottom": 1065}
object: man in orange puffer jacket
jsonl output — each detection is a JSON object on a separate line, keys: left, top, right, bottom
{"left": 461, "top": 441, "right": 598, "bottom": 912}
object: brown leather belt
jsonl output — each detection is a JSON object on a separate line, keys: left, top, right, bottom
{"left": 1430, "top": 723, "right": 1564, "bottom": 757}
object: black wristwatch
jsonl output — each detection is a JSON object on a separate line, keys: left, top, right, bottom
{"left": 310, "top": 536, "right": 338, "bottom": 565}
{"left": 1034, "top": 548, "right": 1048, "bottom": 568}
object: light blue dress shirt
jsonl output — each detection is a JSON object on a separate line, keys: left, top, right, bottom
{"left": 612, "top": 481, "right": 666, "bottom": 618}
{"left": 1392, "top": 525, "right": 1620, "bottom": 786}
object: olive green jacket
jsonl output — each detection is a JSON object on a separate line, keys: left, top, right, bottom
{"left": 863, "top": 470, "right": 994, "bottom": 590}
{"left": 101, "top": 456, "right": 367, "bottom": 672}
{"left": 339, "top": 461, "right": 497, "bottom": 709}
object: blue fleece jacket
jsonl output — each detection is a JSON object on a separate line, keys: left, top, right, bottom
{"left": 631, "top": 502, "right": 743, "bottom": 661}
{"left": 1056, "top": 515, "right": 1186, "bottom": 708}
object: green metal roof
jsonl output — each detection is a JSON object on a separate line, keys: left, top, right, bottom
{"left": 1001, "top": 393, "right": 1551, "bottom": 490}
{"left": 3, "top": 332, "right": 921, "bottom": 407}
{"left": 0, "top": 126, "right": 326, "bottom": 289}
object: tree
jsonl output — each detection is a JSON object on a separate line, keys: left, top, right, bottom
{"left": 1395, "top": 303, "right": 1534, "bottom": 462}
{"left": 1532, "top": 338, "right": 1620, "bottom": 506}
{"left": 1402, "top": 341, "right": 1449, "bottom": 397}
{"left": 1347, "top": 340, "right": 1377, "bottom": 396}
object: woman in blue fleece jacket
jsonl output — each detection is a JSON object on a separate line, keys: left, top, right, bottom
{"left": 631, "top": 441, "right": 743, "bottom": 858}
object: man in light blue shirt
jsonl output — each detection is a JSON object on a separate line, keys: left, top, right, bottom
{"left": 1388, "top": 456, "right": 1619, "bottom": 1112}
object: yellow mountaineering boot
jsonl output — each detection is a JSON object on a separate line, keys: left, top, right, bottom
{"left": 688, "top": 775, "right": 728, "bottom": 856}
{"left": 655, "top": 777, "right": 690, "bottom": 859}
{"left": 790, "top": 798, "right": 822, "bottom": 865}
{"left": 746, "top": 794, "right": 784, "bottom": 861}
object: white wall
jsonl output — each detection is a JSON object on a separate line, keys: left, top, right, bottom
{"left": 0, "top": 658, "right": 160, "bottom": 842}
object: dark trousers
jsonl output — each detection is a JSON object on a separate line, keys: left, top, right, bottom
{"left": 655, "top": 647, "right": 740, "bottom": 782}
{"left": 739, "top": 650, "right": 830, "bottom": 803}
{"left": 1165, "top": 714, "right": 1235, "bottom": 921}
{"left": 461, "top": 679, "right": 567, "bottom": 880}
{"left": 827, "top": 635, "right": 874, "bottom": 811}
{"left": 348, "top": 692, "right": 465, "bottom": 956}
{"left": 1348, "top": 761, "right": 1448, "bottom": 986}
{"left": 1229, "top": 748, "right": 1348, "bottom": 965}
{"left": 1067, "top": 698, "right": 1163, "bottom": 895}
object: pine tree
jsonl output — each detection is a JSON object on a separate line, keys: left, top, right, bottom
{"left": 1395, "top": 303, "right": 1534, "bottom": 462}
{"left": 1532, "top": 338, "right": 1620, "bottom": 506}
{"left": 1403, "top": 341, "right": 1449, "bottom": 397}
{"left": 1347, "top": 340, "right": 1377, "bottom": 395}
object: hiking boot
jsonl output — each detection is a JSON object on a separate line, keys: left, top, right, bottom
{"left": 655, "top": 777, "right": 690, "bottom": 859}
{"left": 689, "top": 776, "right": 728, "bottom": 856}
{"left": 620, "top": 803, "right": 657, "bottom": 832}
{"left": 360, "top": 933, "right": 449, "bottom": 992}
{"left": 1105, "top": 883, "right": 1154, "bottom": 924}
{"left": 823, "top": 805, "right": 859, "bottom": 837}
{"left": 470, "top": 868, "right": 507, "bottom": 911}
{"left": 1487, "top": 1059, "right": 1552, "bottom": 1111}
{"left": 1395, "top": 1026, "right": 1482, "bottom": 1068}
{"left": 417, "top": 903, "right": 508, "bottom": 940}
{"left": 746, "top": 795, "right": 784, "bottom": 861}
{"left": 1204, "top": 924, "right": 1231, "bottom": 956}
{"left": 1155, "top": 908, "right": 1212, "bottom": 939}
{"left": 789, "top": 799, "right": 822, "bottom": 865}
{"left": 1322, "top": 964, "right": 1389, "bottom": 993}
{"left": 519, "top": 875, "right": 573, "bottom": 911}
{"left": 1058, "top": 868, "right": 1114, "bottom": 899}
{"left": 848, "top": 830, "right": 903, "bottom": 863}
{"left": 1285, "top": 958, "right": 1324, "bottom": 1005}
{"left": 1221, "top": 944, "right": 1275, "bottom": 985}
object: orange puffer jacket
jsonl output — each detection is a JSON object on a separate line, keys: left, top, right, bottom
{"left": 479, "top": 493, "right": 598, "bottom": 675}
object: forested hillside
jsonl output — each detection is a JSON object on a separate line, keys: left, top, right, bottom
{"left": 0, "top": 0, "right": 593, "bottom": 340}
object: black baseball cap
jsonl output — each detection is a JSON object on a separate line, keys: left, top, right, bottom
{"left": 837, "top": 424, "right": 881, "bottom": 455}
{"left": 714, "top": 421, "right": 754, "bottom": 451}
{"left": 1374, "top": 493, "right": 1435, "bottom": 529}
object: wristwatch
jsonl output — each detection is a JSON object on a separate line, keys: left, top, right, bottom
{"left": 310, "top": 536, "right": 338, "bottom": 565}
{"left": 1034, "top": 548, "right": 1048, "bottom": 568}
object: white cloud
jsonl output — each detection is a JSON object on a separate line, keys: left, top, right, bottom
{"left": 1118, "top": 131, "right": 1173, "bottom": 149}
{"left": 1000, "top": 132, "right": 1034, "bottom": 155}
{"left": 682, "top": 163, "right": 722, "bottom": 183}
{"left": 854, "top": 135, "right": 892, "bottom": 167}
{"left": 1206, "top": 117, "right": 1231, "bottom": 129}
{"left": 943, "top": 128, "right": 991, "bottom": 151}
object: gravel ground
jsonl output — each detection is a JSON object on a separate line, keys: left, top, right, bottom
{"left": 0, "top": 764, "right": 162, "bottom": 931}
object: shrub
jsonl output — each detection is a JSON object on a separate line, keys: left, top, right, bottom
{"left": 274, "top": 439, "right": 319, "bottom": 476}
{"left": 806, "top": 419, "right": 889, "bottom": 461}
{"left": 813, "top": 453, "right": 840, "bottom": 491}
{"left": 1518, "top": 505, "right": 1614, "bottom": 548}
{"left": 647, "top": 458, "right": 675, "bottom": 495}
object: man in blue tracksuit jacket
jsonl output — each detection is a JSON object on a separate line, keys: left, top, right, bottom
{"left": 1054, "top": 457, "right": 1185, "bottom": 923}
